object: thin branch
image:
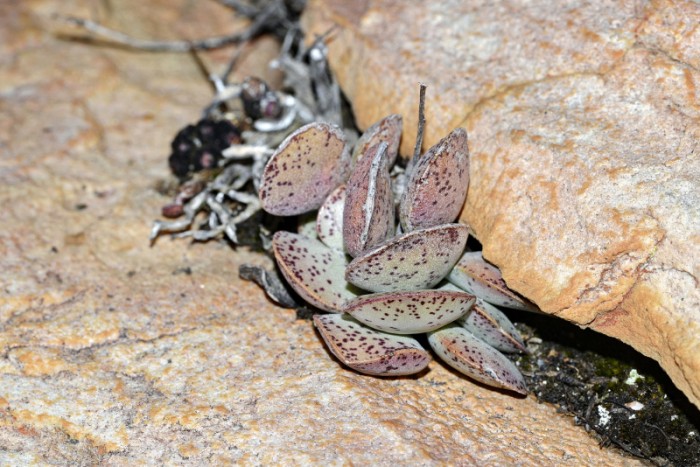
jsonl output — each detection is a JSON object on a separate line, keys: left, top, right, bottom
{"left": 56, "top": 15, "right": 255, "bottom": 51}
{"left": 55, "top": 1, "right": 285, "bottom": 53}
{"left": 220, "top": 44, "right": 246, "bottom": 84}
{"left": 189, "top": 49, "right": 219, "bottom": 94}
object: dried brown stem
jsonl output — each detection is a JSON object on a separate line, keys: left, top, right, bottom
{"left": 402, "top": 83, "right": 427, "bottom": 180}
{"left": 413, "top": 83, "right": 427, "bottom": 161}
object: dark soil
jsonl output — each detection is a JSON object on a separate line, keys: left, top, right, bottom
{"left": 508, "top": 310, "right": 700, "bottom": 466}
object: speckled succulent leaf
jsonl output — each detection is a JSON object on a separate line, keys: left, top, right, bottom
{"left": 458, "top": 298, "right": 527, "bottom": 354}
{"left": 428, "top": 325, "right": 528, "bottom": 395}
{"left": 343, "top": 142, "right": 395, "bottom": 257}
{"left": 298, "top": 211, "right": 318, "bottom": 239}
{"left": 352, "top": 114, "right": 403, "bottom": 166}
{"left": 438, "top": 282, "right": 526, "bottom": 352}
{"left": 259, "top": 122, "right": 350, "bottom": 216}
{"left": 316, "top": 184, "right": 346, "bottom": 251}
{"left": 343, "top": 289, "right": 476, "bottom": 334}
{"left": 313, "top": 313, "right": 431, "bottom": 376}
{"left": 448, "top": 251, "right": 537, "bottom": 311}
{"left": 400, "top": 128, "right": 470, "bottom": 231}
{"left": 345, "top": 223, "right": 469, "bottom": 293}
{"left": 272, "top": 231, "right": 358, "bottom": 312}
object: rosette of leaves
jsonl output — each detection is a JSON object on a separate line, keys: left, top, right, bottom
{"left": 257, "top": 116, "right": 534, "bottom": 395}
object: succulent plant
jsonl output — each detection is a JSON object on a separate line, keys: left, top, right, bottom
{"left": 257, "top": 115, "right": 533, "bottom": 395}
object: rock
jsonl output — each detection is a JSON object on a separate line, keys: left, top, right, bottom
{"left": 0, "top": 0, "right": 643, "bottom": 464}
{"left": 302, "top": 0, "right": 700, "bottom": 408}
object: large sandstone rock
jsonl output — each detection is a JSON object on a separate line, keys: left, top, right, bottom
{"left": 302, "top": 0, "right": 700, "bottom": 408}
{"left": 0, "top": 0, "right": 644, "bottom": 464}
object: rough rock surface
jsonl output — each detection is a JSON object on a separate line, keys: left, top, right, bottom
{"left": 302, "top": 0, "right": 700, "bottom": 409}
{"left": 0, "top": 0, "right": 644, "bottom": 464}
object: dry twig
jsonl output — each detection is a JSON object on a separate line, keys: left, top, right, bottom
{"left": 54, "top": 0, "right": 290, "bottom": 52}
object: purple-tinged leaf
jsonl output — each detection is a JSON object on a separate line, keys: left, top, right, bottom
{"left": 458, "top": 298, "right": 527, "bottom": 354}
{"left": 259, "top": 122, "right": 350, "bottom": 216}
{"left": 343, "top": 143, "right": 395, "bottom": 257}
{"left": 343, "top": 289, "right": 475, "bottom": 334}
{"left": 352, "top": 114, "right": 403, "bottom": 167}
{"left": 346, "top": 223, "right": 469, "bottom": 293}
{"left": 437, "top": 282, "right": 526, "bottom": 353}
{"left": 314, "top": 313, "right": 431, "bottom": 376}
{"left": 272, "top": 231, "right": 358, "bottom": 312}
{"left": 428, "top": 325, "right": 528, "bottom": 395}
{"left": 448, "top": 251, "right": 537, "bottom": 311}
{"left": 316, "top": 184, "right": 346, "bottom": 251}
{"left": 400, "top": 128, "right": 469, "bottom": 231}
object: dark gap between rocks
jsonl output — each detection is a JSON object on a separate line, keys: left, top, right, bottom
{"left": 507, "top": 309, "right": 700, "bottom": 466}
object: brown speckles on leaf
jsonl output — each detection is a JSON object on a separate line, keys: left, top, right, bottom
{"left": 401, "top": 127, "right": 470, "bottom": 231}
{"left": 428, "top": 325, "right": 528, "bottom": 395}
{"left": 314, "top": 313, "right": 431, "bottom": 376}
{"left": 346, "top": 223, "right": 469, "bottom": 292}
{"left": 343, "top": 289, "right": 475, "bottom": 334}
{"left": 260, "top": 122, "right": 350, "bottom": 216}
{"left": 352, "top": 114, "right": 403, "bottom": 166}
{"left": 458, "top": 298, "right": 527, "bottom": 353}
{"left": 272, "top": 231, "right": 357, "bottom": 312}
